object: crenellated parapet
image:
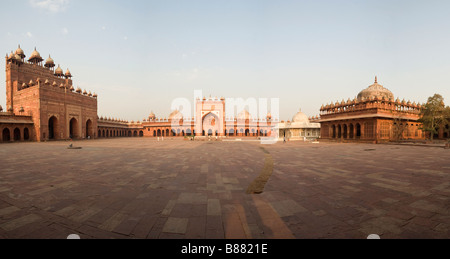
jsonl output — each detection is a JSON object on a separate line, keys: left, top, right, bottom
{"left": 319, "top": 96, "right": 422, "bottom": 116}
{"left": 6, "top": 45, "right": 97, "bottom": 99}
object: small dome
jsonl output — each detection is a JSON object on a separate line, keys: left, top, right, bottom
{"left": 83, "top": 89, "right": 87, "bottom": 95}
{"left": 357, "top": 77, "right": 394, "bottom": 102}
{"left": 7, "top": 51, "right": 14, "bottom": 60}
{"left": 93, "top": 93, "right": 98, "bottom": 98}
{"left": 14, "top": 53, "right": 23, "bottom": 63}
{"left": 65, "top": 68, "right": 72, "bottom": 78}
{"left": 148, "top": 111, "right": 156, "bottom": 119}
{"left": 76, "top": 87, "right": 82, "bottom": 93}
{"left": 28, "top": 47, "right": 43, "bottom": 63}
{"left": 45, "top": 55, "right": 55, "bottom": 68}
{"left": 169, "top": 110, "right": 182, "bottom": 120}
{"left": 292, "top": 109, "right": 310, "bottom": 123}
{"left": 55, "top": 65, "right": 64, "bottom": 76}
{"left": 15, "top": 45, "right": 25, "bottom": 58}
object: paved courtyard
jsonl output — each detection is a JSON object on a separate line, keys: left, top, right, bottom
{"left": 0, "top": 138, "right": 449, "bottom": 239}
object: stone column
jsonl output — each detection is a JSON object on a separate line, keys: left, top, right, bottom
{"left": 360, "top": 123, "right": 365, "bottom": 140}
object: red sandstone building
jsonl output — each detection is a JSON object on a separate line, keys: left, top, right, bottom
{"left": 1, "top": 46, "right": 274, "bottom": 142}
{"left": 2, "top": 46, "right": 446, "bottom": 143}
{"left": 97, "top": 97, "right": 274, "bottom": 139}
{"left": 318, "top": 77, "right": 426, "bottom": 143}
{"left": 1, "top": 46, "right": 98, "bottom": 142}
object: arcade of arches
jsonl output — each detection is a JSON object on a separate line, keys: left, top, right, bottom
{"left": 0, "top": 125, "right": 31, "bottom": 142}
{"left": 321, "top": 120, "right": 424, "bottom": 141}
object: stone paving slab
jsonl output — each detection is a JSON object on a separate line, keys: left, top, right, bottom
{"left": 0, "top": 138, "right": 449, "bottom": 239}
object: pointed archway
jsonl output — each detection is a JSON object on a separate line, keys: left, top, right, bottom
{"left": 203, "top": 112, "right": 220, "bottom": 136}
{"left": 24, "top": 128, "right": 30, "bottom": 141}
{"left": 2, "top": 128, "right": 11, "bottom": 142}
{"left": 14, "top": 128, "right": 21, "bottom": 141}
{"left": 70, "top": 118, "right": 79, "bottom": 139}
{"left": 86, "top": 119, "right": 93, "bottom": 139}
{"left": 356, "top": 123, "right": 362, "bottom": 139}
{"left": 349, "top": 124, "right": 354, "bottom": 139}
{"left": 49, "top": 116, "right": 58, "bottom": 140}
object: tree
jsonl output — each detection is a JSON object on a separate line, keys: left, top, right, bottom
{"left": 392, "top": 117, "right": 408, "bottom": 141}
{"left": 444, "top": 106, "right": 450, "bottom": 140}
{"left": 419, "top": 94, "right": 448, "bottom": 141}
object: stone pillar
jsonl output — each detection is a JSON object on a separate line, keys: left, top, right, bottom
{"left": 360, "top": 123, "right": 365, "bottom": 140}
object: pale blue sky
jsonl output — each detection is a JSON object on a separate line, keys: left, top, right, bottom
{"left": 1, "top": 0, "right": 450, "bottom": 121}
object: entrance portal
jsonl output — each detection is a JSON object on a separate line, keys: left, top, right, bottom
{"left": 203, "top": 113, "right": 220, "bottom": 136}
{"left": 49, "top": 116, "right": 58, "bottom": 140}
{"left": 70, "top": 118, "right": 79, "bottom": 139}
{"left": 86, "top": 119, "right": 93, "bottom": 138}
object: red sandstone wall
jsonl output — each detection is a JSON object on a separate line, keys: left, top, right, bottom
{"left": 6, "top": 61, "right": 98, "bottom": 141}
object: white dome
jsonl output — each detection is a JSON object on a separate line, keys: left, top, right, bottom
{"left": 237, "top": 110, "right": 252, "bottom": 120}
{"left": 292, "top": 110, "right": 309, "bottom": 123}
{"left": 169, "top": 110, "right": 182, "bottom": 119}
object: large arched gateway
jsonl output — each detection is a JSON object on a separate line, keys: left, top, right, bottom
{"left": 203, "top": 112, "right": 220, "bottom": 136}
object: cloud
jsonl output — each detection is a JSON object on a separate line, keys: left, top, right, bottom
{"left": 29, "top": 0, "right": 70, "bottom": 13}
{"left": 26, "top": 32, "right": 33, "bottom": 38}
{"left": 62, "top": 27, "right": 69, "bottom": 35}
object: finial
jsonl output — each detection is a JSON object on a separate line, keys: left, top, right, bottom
{"left": 375, "top": 76, "right": 378, "bottom": 84}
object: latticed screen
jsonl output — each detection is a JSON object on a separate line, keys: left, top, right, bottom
{"left": 364, "top": 122, "right": 374, "bottom": 138}
{"left": 321, "top": 125, "right": 329, "bottom": 138}
{"left": 380, "top": 122, "right": 390, "bottom": 138}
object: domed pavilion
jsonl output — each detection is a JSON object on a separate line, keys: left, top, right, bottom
{"left": 277, "top": 109, "right": 321, "bottom": 141}
{"left": 318, "top": 77, "right": 424, "bottom": 143}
